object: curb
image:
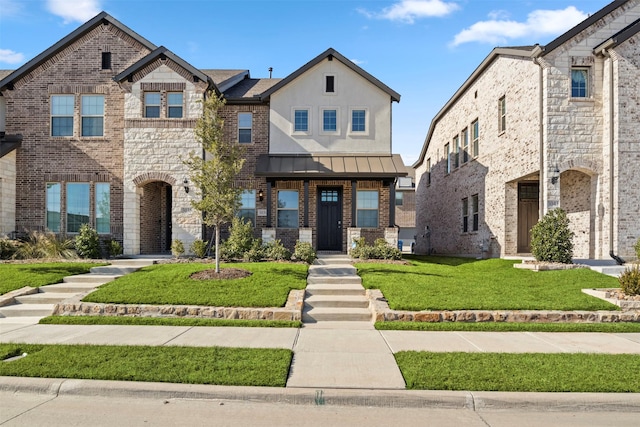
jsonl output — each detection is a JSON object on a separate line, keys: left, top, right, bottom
{"left": 2, "top": 377, "right": 640, "bottom": 411}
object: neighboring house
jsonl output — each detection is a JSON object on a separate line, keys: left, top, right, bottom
{"left": 395, "top": 169, "right": 416, "bottom": 252}
{"left": 413, "top": 0, "right": 640, "bottom": 260}
{"left": 0, "top": 12, "right": 406, "bottom": 255}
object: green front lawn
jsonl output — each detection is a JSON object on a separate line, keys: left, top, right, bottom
{"left": 357, "top": 256, "right": 619, "bottom": 311}
{"left": 396, "top": 351, "right": 640, "bottom": 392}
{"left": 0, "top": 344, "right": 291, "bottom": 387}
{"left": 40, "top": 315, "right": 301, "bottom": 328}
{"left": 83, "top": 262, "right": 308, "bottom": 307}
{"left": 0, "top": 262, "right": 106, "bottom": 295}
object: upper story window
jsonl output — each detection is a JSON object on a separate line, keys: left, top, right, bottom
{"left": 498, "top": 96, "right": 506, "bottom": 133}
{"left": 351, "top": 109, "right": 366, "bottom": 132}
{"left": 238, "top": 112, "right": 252, "bottom": 143}
{"left": 322, "top": 109, "right": 337, "bottom": 132}
{"left": 471, "top": 193, "right": 479, "bottom": 231}
{"left": 81, "top": 95, "right": 104, "bottom": 137}
{"left": 471, "top": 119, "right": 479, "bottom": 157}
{"left": 426, "top": 158, "right": 431, "bottom": 186}
{"left": 571, "top": 68, "right": 589, "bottom": 98}
{"left": 144, "top": 92, "right": 161, "bottom": 118}
{"left": 167, "top": 92, "right": 183, "bottom": 118}
{"left": 356, "top": 190, "right": 379, "bottom": 228}
{"left": 395, "top": 191, "right": 403, "bottom": 206}
{"left": 444, "top": 142, "right": 451, "bottom": 174}
{"left": 452, "top": 135, "right": 460, "bottom": 169}
{"left": 294, "top": 109, "right": 309, "bottom": 132}
{"left": 51, "top": 95, "right": 74, "bottom": 137}
{"left": 101, "top": 52, "right": 111, "bottom": 70}
{"left": 238, "top": 190, "right": 256, "bottom": 226}
{"left": 461, "top": 128, "right": 469, "bottom": 164}
{"left": 277, "top": 190, "right": 299, "bottom": 228}
{"left": 462, "top": 197, "right": 469, "bottom": 233}
{"left": 325, "top": 74, "right": 335, "bottom": 93}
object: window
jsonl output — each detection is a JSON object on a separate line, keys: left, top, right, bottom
{"left": 144, "top": 92, "right": 161, "bottom": 118}
{"left": 571, "top": 68, "right": 588, "bottom": 98}
{"left": 323, "top": 109, "right": 337, "bottom": 132}
{"left": 461, "top": 128, "right": 469, "bottom": 164}
{"left": 294, "top": 109, "right": 308, "bottom": 132}
{"left": 238, "top": 113, "right": 252, "bottom": 143}
{"left": 66, "top": 183, "right": 90, "bottom": 233}
{"left": 444, "top": 143, "right": 451, "bottom": 174}
{"left": 101, "top": 52, "right": 111, "bottom": 70}
{"left": 81, "top": 95, "right": 104, "bottom": 136}
{"left": 471, "top": 194, "right": 479, "bottom": 231}
{"left": 453, "top": 135, "right": 460, "bottom": 169}
{"left": 471, "top": 119, "right": 479, "bottom": 157}
{"left": 51, "top": 95, "right": 74, "bottom": 136}
{"left": 277, "top": 190, "right": 298, "bottom": 228}
{"left": 462, "top": 197, "right": 468, "bottom": 233}
{"left": 46, "top": 183, "right": 61, "bottom": 232}
{"left": 356, "top": 190, "right": 379, "bottom": 228}
{"left": 498, "top": 96, "right": 506, "bottom": 133}
{"left": 95, "top": 183, "right": 110, "bottom": 234}
{"left": 325, "top": 75, "right": 335, "bottom": 93}
{"left": 426, "top": 158, "right": 431, "bottom": 186}
{"left": 239, "top": 190, "right": 256, "bottom": 226}
{"left": 351, "top": 109, "right": 366, "bottom": 132}
{"left": 395, "top": 191, "right": 403, "bottom": 206}
{"left": 167, "top": 92, "right": 183, "bottom": 118}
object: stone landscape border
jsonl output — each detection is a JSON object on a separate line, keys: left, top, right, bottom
{"left": 52, "top": 290, "right": 305, "bottom": 321}
{"left": 366, "top": 289, "right": 640, "bottom": 323}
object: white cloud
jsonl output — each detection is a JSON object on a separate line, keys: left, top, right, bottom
{"left": 359, "top": 0, "right": 460, "bottom": 24}
{"left": 46, "top": 0, "right": 102, "bottom": 24}
{"left": 0, "top": 0, "right": 23, "bottom": 17}
{"left": 350, "top": 58, "right": 366, "bottom": 65}
{"left": 451, "top": 6, "right": 588, "bottom": 46}
{"left": 0, "top": 49, "right": 25, "bottom": 64}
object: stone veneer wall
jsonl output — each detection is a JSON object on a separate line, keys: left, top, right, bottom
{"left": 0, "top": 152, "right": 16, "bottom": 235}
{"left": 414, "top": 54, "right": 539, "bottom": 257}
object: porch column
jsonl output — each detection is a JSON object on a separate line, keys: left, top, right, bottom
{"left": 303, "top": 180, "right": 309, "bottom": 227}
{"left": 389, "top": 180, "right": 396, "bottom": 227}
{"left": 351, "top": 180, "right": 357, "bottom": 227}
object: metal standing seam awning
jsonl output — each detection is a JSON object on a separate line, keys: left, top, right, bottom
{"left": 254, "top": 154, "right": 408, "bottom": 179}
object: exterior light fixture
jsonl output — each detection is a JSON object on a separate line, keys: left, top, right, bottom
{"left": 258, "top": 189, "right": 264, "bottom": 201}
{"left": 183, "top": 178, "right": 189, "bottom": 193}
{"left": 550, "top": 167, "right": 560, "bottom": 185}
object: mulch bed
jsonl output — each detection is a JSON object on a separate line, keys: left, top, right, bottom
{"left": 190, "top": 268, "right": 252, "bottom": 280}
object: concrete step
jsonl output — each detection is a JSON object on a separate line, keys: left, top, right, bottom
{"left": 313, "top": 257, "right": 353, "bottom": 266}
{"left": 307, "top": 275, "right": 362, "bottom": 285}
{"left": 304, "top": 295, "right": 369, "bottom": 309}
{"left": 302, "top": 307, "right": 372, "bottom": 322}
{"left": 308, "top": 265, "right": 357, "bottom": 275}
{"left": 0, "top": 303, "right": 54, "bottom": 317}
{"left": 39, "top": 282, "right": 100, "bottom": 293}
{"left": 0, "top": 316, "right": 44, "bottom": 325}
{"left": 90, "top": 266, "right": 138, "bottom": 275}
{"left": 63, "top": 274, "right": 118, "bottom": 284}
{"left": 305, "top": 284, "right": 365, "bottom": 296}
{"left": 14, "top": 292, "right": 75, "bottom": 304}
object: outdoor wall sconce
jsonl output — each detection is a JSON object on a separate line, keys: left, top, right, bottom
{"left": 183, "top": 178, "right": 189, "bottom": 194}
{"left": 550, "top": 167, "right": 560, "bottom": 185}
{"left": 258, "top": 189, "right": 264, "bottom": 201}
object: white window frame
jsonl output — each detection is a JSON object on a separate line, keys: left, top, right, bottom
{"left": 444, "top": 142, "right": 451, "bottom": 174}
{"left": 356, "top": 190, "right": 379, "bottom": 228}
{"left": 167, "top": 92, "right": 183, "bottom": 118}
{"left": 238, "top": 190, "right": 256, "bottom": 226}
{"left": 277, "top": 190, "right": 299, "bottom": 229}
{"left": 471, "top": 193, "right": 479, "bottom": 232}
{"left": 461, "top": 128, "right": 469, "bottom": 164}
{"left": 238, "top": 112, "right": 252, "bottom": 143}
{"left": 95, "top": 182, "right": 111, "bottom": 234}
{"left": 80, "top": 95, "right": 104, "bottom": 137}
{"left": 292, "top": 107, "right": 311, "bottom": 134}
{"left": 51, "top": 95, "right": 74, "bottom": 137}
{"left": 498, "top": 96, "right": 506, "bottom": 133}
{"left": 320, "top": 107, "right": 340, "bottom": 135}
{"left": 570, "top": 67, "right": 590, "bottom": 98}
{"left": 349, "top": 107, "right": 368, "bottom": 135}
{"left": 144, "top": 92, "right": 161, "bottom": 118}
{"left": 471, "top": 119, "right": 479, "bottom": 158}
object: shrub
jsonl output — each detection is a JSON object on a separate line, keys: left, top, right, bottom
{"left": 13, "top": 231, "right": 76, "bottom": 259}
{"left": 350, "top": 237, "right": 402, "bottom": 260}
{"left": 106, "top": 239, "right": 123, "bottom": 258}
{"left": 221, "top": 217, "right": 255, "bottom": 261}
{"left": 292, "top": 241, "right": 316, "bottom": 264}
{"left": 243, "top": 239, "right": 265, "bottom": 262}
{"left": 0, "top": 238, "right": 19, "bottom": 260}
{"left": 75, "top": 224, "right": 101, "bottom": 259}
{"left": 190, "top": 239, "right": 208, "bottom": 258}
{"left": 263, "top": 239, "right": 291, "bottom": 261}
{"left": 619, "top": 265, "right": 640, "bottom": 296}
{"left": 530, "top": 208, "right": 574, "bottom": 264}
{"left": 634, "top": 238, "right": 640, "bottom": 260}
{"left": 171, "top": 239, "right": 185, "bottom": 258}
{"left": 350, "top": 237, "right": 367, "bottom": 259}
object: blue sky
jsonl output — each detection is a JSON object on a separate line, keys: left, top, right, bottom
{"left": 0, "top": 0, "right": 612, "bottom": 165}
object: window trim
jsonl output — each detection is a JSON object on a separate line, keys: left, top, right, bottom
{"left": 356, "top": 190, "right": 379, "bottom": 228}
{"left": 144, "top": 92, "right": 161, "bottom": 118}
{"left": 453, "top": 135, "right": 460, "bottom": 169}
{"left": 66, "top": 182, "right": 91, "bottom": 233}
{"left": 238, "top": 189, "right": 257, "bottom": 227}
{"left": 238, "top": 112, "right": 253, "bottom": 144}
{"left": 471, "top": 193, "right": 479, "bottom": 232}
{"left": 320, "top": 108, "right": 339, "bottom": 134}
{"left": 498, "top": 95, "right": 506, "bottom": 134}
{"left": 444, "top": 143, "right": 451, "bottom": 174}
{"left": 471, "top": 119, "right": 479, "bottom": 158}
{"left": 395, "top": 191, "right": 404, "bottom": 206}
{"left": 95, "top": 182, "right": 111, "bottom": 234}
{"left": 292, "top": 107, "right": 311, "bottom": 134}
{"left": 277, "top": 190, "right": 299, "bottom": 229}
{"left": 80, "top": 95, "right": 104, "bottom": 137}
{"left": 167, "top": 92, "right": 184, "bottom": 118}
{"left": 46, "top": 182, "right": 61, "bottom": 232}
{"left": 50, "top": 95, "right": 74, "bottom": 137}
{"left": 570, "top": 67, "right": 590, "bottom": 98}
{"left": 349, "top": 108, "right": 368, "bottom": 135}
{"left": 461, "top": 128, "right": 469, "bottom": 164}
{"left": 462, "top": 197, "right": 469, "bottom": 233}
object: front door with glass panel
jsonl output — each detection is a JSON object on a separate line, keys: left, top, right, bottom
{"left": 317, "top": 188, "right": 343, "bottom": 251}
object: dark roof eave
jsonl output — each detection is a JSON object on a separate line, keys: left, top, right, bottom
{"left": 223, "top": 96, "right": 266, "bottom": 104}
{"left": 0, "top": 134, "right": 23, "bottom": 158}
{"left": 593, "top": 17, "right": 640, "bottom": 54}
{"left": 255, "top": 172, "right": 407, "bottom": 179}
{"left": 0, "top": 12, "right": 157, "bottom": 92}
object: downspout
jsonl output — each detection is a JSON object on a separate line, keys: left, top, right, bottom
{"left": 604, "top": 49, "right": 625, "bottom": 265}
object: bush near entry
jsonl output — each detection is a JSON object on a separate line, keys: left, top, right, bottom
{"left": 530, "top": 208, "right": 574, "bottom": 264}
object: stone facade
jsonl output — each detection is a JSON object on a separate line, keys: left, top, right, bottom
{"left": 414, "top": 1, "right": 640, "bottom": 260}
{"left": 0, "top": 151, "right": 16, "bottom": 235}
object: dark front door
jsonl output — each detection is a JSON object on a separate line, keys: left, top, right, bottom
{"left": 517, "top": 182, "right": 539, "bottom": 253}
{"left": 317, "top": 188, "right": 343, "bottom": 251}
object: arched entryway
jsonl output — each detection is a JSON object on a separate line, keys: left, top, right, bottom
{"left": 139, "top": 181, "right": 172, "bottom": 254}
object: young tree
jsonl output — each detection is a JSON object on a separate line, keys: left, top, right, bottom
{"left": 185, "top": 91, "right": 245, "bottom": 272}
